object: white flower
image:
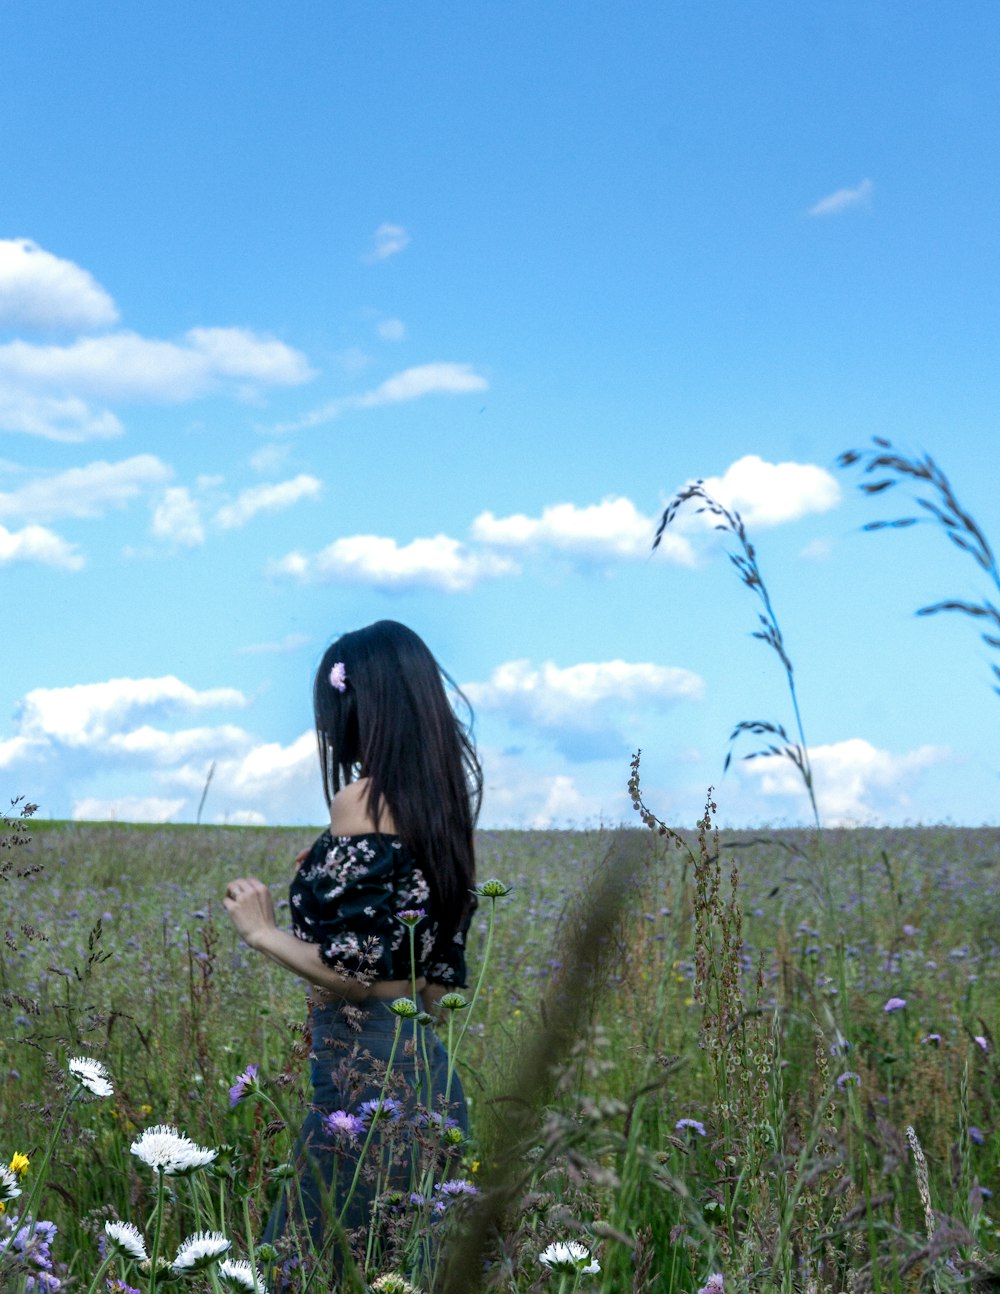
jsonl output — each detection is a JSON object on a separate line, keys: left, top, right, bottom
{"left": 218, "top": 1257, "right": 267, "bottom": 1291}
{"left": 0, "top": 1165, "right": 22, "bottom": 1203}
{"left": 171, "top": 1230, "right": 232, "bottom": 1273}
{"left": 104, "top": 1220, "right": 148, "bottom": 1262}
{"left": 68, "top": 1056, "right": 113, "bottom": 1098}
{"left": 130, "top": 1125, "right": 218, "bottom": 1176}
{"left": 539, "top": 1240, "right": 601, "bottom": 1276}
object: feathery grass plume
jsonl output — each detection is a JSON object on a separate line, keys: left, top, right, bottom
{"left": 1, "top": 797, "right": 44, "bottom": 1022}
{"left": 654, "top": 483, "right": 821, "bottom": 832}
{"left": 906, "top": 1125, "right": 935, "bottom": 1244}
{"left": 838, "top": 436, "right": 1000, "bottom": 696}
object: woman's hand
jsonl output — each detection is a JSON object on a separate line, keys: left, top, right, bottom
{"left": 222, "top": 876, "right": 277, "bottom": 949}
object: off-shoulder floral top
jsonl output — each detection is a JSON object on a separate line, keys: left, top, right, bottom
{"left": 289, "top": 830, "right": 474, "bottom": 987}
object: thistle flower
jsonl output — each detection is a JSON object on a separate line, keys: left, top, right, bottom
{"left": 389, "top": 997, "right": 419, "bottom": 1018}
{"left": 171, "top": 1230, "right": 232, "bottom": 1273}
{"left": 883, "top": 997, "right": 907, "bottom": 1013}
{"left": 104, "top": 1220, "right": 148, "bottom": 1262}
{"left": 475, "top": 878, "right": 512, "bottom": 898}
{"left": 130, "top": 1125, "right": 218, "bottom": 1175}
{"left": 0, "top": 1165, "right": 22, "bottom": 1202}
{"left": 675, "top": 1118, "right": 707, "bottom": 1136}
{"left": 323, "top": 1110, "right": 364, "bottom": 1141}
{"left": 539, "top": 1240, "right": 600, "bottom": 1275}
{"left": 68, "top": 1056, "right": 114, "bottom": 1098}
{"left": 217, "top": 1257, "right": 267, "bottom": 1291}
{"left": 8, "top": 1154, "right": 29, "bottom": 1179}
{"left": 228, "top": 1064, "right": 259, "bottom": 1108}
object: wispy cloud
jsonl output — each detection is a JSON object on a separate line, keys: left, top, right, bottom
{"left": 268, "top": 532, "right": 516, "bottom": 593}
{"left": 215, "top": 474, "right": 321, "bottom": 529}
{"left": 236, "top": 632, "right": 310, "bottom": 656}
{"left": 376, "top": 317, "right": 407, "bottom": 342}
{"left": 0, "top": 238, "right": 119, "bottom": 330}
{"left": 364, "top": 223, "right": 411, "bottom": 262}
{"left": 272, "top": 362, "right": 488, "bottom": 434}
{"left": 151, "top": 487, "right": 205, "bottom": 548}
{"left": 72, "top": 796, "right": 185, "bottom": 823}
{"left": 0, "top": 455, "right": 172, "bottom": 523}
{"left": 808, "top": 178, "right": 873, "bottom": 217}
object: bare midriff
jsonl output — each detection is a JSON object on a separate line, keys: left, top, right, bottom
{"left": 312, "top": 976, "right": 427, "bottom": 1006}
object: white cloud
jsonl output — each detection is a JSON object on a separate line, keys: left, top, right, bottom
{"left": 800, "top": 537, "right": 833, "bottom": 561}
{"left": 73, "top": 796, "right": 185, "bottom": 823}
{"left": 103, "top": 723, "right": 251, "bottom": 764}
{"left": 472, "top": 496, "right": 696, "bottom": 566}
{"left": 0, "top": 521, "right": 83, "bottom": 569}
{"left": 739, "top": 737, "right": 949, "bottom": 825}
{"left": 0, "top": 327, "right": 314, "bottom": 403}
{"left": 218, "top": 809, "right": 267, "bottom": 827}
{"left": 376, "top": 318, "right": 407, "bottom": 342}
{"left": 268, "top": 532, "right": 517, "bottom": 592}
{"left": 237, "top": 632, "right": 310, "bottom": 656}
{"left": 0, "top": 238, "right": 119, "bottom": 330}
{"left": 16, "top": 676, "right": 247, "bottom": 748}
{"left": 159, "top": 730, "right": 320, "bottom": 819}
{"left": 464, "top": 658, "right": 704, "bottom": 759}
{"left": 364, "top": 223, "right": 411, "bottom": 262}
{"left": 249, "top": 442, "right": 291, "bottom": 474}
{"left": 272, "top": 362, "right": 488, "bottom": 433}
{"left": 215, "top": 474, "right": 321, "bottom": 529}
{"left": 0, "top": 384, "right": 123, "bottom": 441}
{"left": 151, "top": 487, "right": 205, "bottom": 547}
{"left": 700, "top": 455, "right": 841, "bottom": 528}
{"left": 0, "top": 454, "right": 172, "bottom": 523}
{"left": 808, "top": 178, "right": 874, "bottom": 217}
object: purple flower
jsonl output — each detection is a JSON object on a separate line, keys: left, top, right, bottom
{"left": 328, "top": 662, "right": 347, "bottom": 692}
{"left": 921, "top": 1033, "right": 942, "bottom": 1046}
{"left": 837, "top": 1072, "right": 862, "bottom": 1089}
{"left": 396, "top": 909, "right": 426, "bottom": 927}
{"left": 435, "top": 1178, "right": 479, "bottom": 1197}
{"left": 883, "top": 997, "right": 907, "bottom": 1013}
{"left": 228, "top": 1064, "right": 258, "bottom": 1108}
{"left": 974, "top": 1035, "right": 989, "bottom": 1052}
{"left": 969, "top": 1126, "right": 986, "bottom": 1146}
{"left": 675, "top": 1118, "right": 707, "bottom": 1136}
{"left": 902, "top": 924, "right": 918, "bottom": 937}
{"left": 108, "top": 1283, "right": 143, "bottom": 1294}
{"left": 697, "top": 1276, "right": 724, "bottom": 1294}
{"left": 323, "top": 1110, "right": 364, "bottom": 1140}
{"left": 358, "top": 1097, "right": 402, "bottom": 1125}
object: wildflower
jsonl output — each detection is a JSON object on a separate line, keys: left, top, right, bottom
{"left": 228, "top": 1064, "right": 259, "bottom": 1108}
{"left": 883, "top": 997, "right": 907, "bottom": 1013}
{"left": 323, "top": 1110, "right": 364, "bottom": 1140}
{"left": 539, "top": 1241, "right": 600, "bottom": 1276}
{"left": 432, "top": 1178, "right": 479, "bottom": 1213}
{"left": 837, "top": 1072, "right": 862, "bottom": 1089}
{"left": 969, "top": 1126, "right": 986, "bottom": 1146}
{"left": 697, "top": 1277, "right": 724, "bottom": 1294}
{"left": 370, "top": 1275, "right": 420, "bottom": 1294}
{"left": 104, "top": 1220, "right": 148, "bottom": 1262}
{"left": 475, "top": 878, "right": 512, "bottom": 898}
{"left": 328, "top": 662, "right": 347, "bottom": 692}
{"left": 217, "top": 1257, "right": 267, "bottom": 1291}
{"left": 9, "top": 1154, "right": 29, "bottom": 1179}
{"left": 395, "top": 909, "right": 426, "bottom": 927}
{"left": 675, "top": 1118, "right": 707, "bottom": 1136}
{"left": 130, "top": 1125, "right": 218, "bottom": 1175}
{"left": 438, "top": 993, "right": 469, "bottom": 1011}
{"left": 921, "top": 1033, "right": 942, "bottom": 1045}
{"left": 359, "top": 1097, "right": 402, "bottom": 1125}
{"left": 171, "top": 1230, "right": 232, "bottom": 1273}
{"left": 0, "top": 1165, "right": 22, "bottom": 1202}
{"left": 974, "top": 1035, "right": 989, "bottom": 1052}
{"left": 902, "top": 924, "right": 918, "bottom": 937}
{"left": 107, "top": 1282, "right": 142, "bottom": 1294}
{"left": 68, "top": 1056, "right": 114, "bottom": 1097}
{"left": 389, "top": 997, "right": 419, "bottom": 1018}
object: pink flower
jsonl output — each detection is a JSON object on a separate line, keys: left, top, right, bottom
{"left": 328, "top": 662, "right": 347, "bottom": 692}
{"left": 883, "top": 997, "right": 907, "bottom": 1013}
{"left": 697, "top": 1275, "right": 724, "bottom": 1294}
{"left": 974, "top": 1035, "right": 989, "bottom": 1052}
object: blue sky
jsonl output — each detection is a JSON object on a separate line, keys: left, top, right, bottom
{"left": 2, "top": 2, "right": 998, "bottom": 829}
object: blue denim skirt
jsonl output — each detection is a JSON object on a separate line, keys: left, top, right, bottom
{"left": 266, "top": 994, "right": 468, "bottom": 1265}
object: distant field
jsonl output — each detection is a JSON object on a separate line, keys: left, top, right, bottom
{"left": 2, "top": 819, "right": 999, "bottom": 1291}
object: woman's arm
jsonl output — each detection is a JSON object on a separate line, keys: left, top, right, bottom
{"left": 223, "top": 875, "right": 371, "bottom": 1002}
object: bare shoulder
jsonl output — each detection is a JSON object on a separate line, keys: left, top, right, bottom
{"left": 330, "top": 779, "right": 398, "bottom": 835}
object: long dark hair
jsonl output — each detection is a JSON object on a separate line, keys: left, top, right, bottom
{"left": 313, "top": 620, "right": 481, "bottom": 935}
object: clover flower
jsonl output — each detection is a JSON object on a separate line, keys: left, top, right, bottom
{"left": 697, "top": 1276, "right": 724, "bottom": 1294}
{"left": 171, "top": 1230, "right": 232, "bottom": 1273}
{"left": 217, "top": 1257, "right": 267, "bottom": 1291}
{"left": 104, "top": 1220, "right": 148, "bottom": 1262}
{"left": 883, "top": 997, "right": 907, "bottom": 1013}
{"left": 130, "top": 1125, "right": 218, "bottom": 1175}
{"left": 539, "top": 1240, "right": 600, "bottom": 1276}
{"left": 837, "top": 1071, "right": 862, "bottom": 1089}
{"left": 228, "top": 1064, "right": 259, "bottom": 1108}
{"left": 675, "top": 1118, "right": 707, "bottom": 1136}
{"left": 475, "top": 878, "right": 512, "bottom": 898}
{"left": 0, "top": 1165, "right": 22, "bottom": 1202}
{"left": 323, "top": 1110, "right": 364, "bottom": 1141}
{"left": 68, "top": 1056, "right": 113, "bottom": 1098}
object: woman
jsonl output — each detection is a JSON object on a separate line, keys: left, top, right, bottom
{"left": 223, "top": 620, "right": 480, "bottom": 1272}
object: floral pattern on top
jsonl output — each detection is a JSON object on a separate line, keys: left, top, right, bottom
{"left": 289, "top": 830, "right": 474, "bottom": 986}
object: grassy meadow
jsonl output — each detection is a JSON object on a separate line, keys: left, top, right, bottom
{"left": 1, "top": 805, "right": 999, "bottom": 1292}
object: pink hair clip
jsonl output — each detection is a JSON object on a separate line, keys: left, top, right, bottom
{"left": 328, "top": 662, "right": 347, "bottom": 692}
